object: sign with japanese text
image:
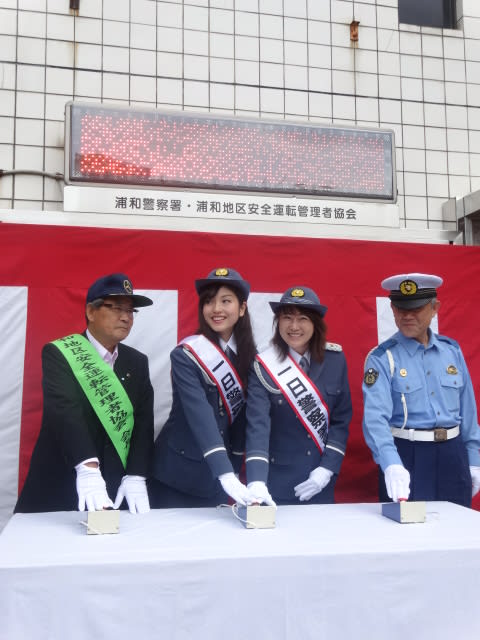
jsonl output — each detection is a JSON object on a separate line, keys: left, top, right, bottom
{"left": 64, "top": 186, "right": 399, "bottom": 228}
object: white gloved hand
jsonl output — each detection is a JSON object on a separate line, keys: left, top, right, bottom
{"left": 113, "top": 475, "right": 150, "bottom": 514}
{"left": 75, "top": 464, "right": 114, "bottom": 511}
{"left": 470, "top": 466, "right": 480, "bottom": 497}
{"left": 294, "top": 467, "right": 333, "bottom": 501}
{"left": 247, "top": 481, "right": 276, "bottom": 506}
{"left": 219, "top": 472, "right": 251, "bottom": 506}
{"left": 384, "top": 464, "right": 410, "bottom": 502}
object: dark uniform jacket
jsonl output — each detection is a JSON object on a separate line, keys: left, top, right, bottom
{"left": 245, "top": 345, "right": 352, "bottom": 503}
{"left": 15, "top": 337, "right": 154, "bottom": 513}
{"left": 152, "top": 344, "right": 245, "bottom": 499}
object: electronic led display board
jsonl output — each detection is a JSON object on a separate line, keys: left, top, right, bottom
{"left": 65, "top": 102, "right": 396, "bottom": 201}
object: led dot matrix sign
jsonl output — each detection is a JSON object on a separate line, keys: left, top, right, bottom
{"left": 65, "top": 102, "right": 396, "bottom": 202}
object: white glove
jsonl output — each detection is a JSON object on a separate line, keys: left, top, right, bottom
{"left": 75, "top": 464, "right": 114, "bottom": 511}
{"left": 384, "top": 464, "right": 410, "bottom": 502}
{"left": 470, "top": 466, "right": 480, "bottom": 497}
{"left": 247, "top": 481, "right": 276, "bottom": 506}
{"left": 113, "top": 475, "right": 150, "bottom": 514}
{"left": 294, "top": 467, "right": 333, "bottom": 501}
{"left": 219, "top": 472, "right": 251, "bottom": 506}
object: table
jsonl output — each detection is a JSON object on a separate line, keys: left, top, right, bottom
{"left": 1, "top": 502, "right": 480, "bottom": 640}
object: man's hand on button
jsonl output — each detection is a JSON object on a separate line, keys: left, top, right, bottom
{"left": 75, "top": 463, "right": 114, "bottom": 512}
{"left": 384, "top": 464, "right": 410, "bottom": 502}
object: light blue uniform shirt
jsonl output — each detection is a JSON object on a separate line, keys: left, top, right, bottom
{"left": 362, "top": 329, "right": 480, "bottom": 470}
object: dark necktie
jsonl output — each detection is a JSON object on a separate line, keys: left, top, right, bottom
{"left": 299, "top": 356, "right": 309, "bottom": 375}
{"left": 225, "top": 345, "right": 235, "bottom": 363}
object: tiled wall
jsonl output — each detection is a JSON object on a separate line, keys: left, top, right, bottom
{"left": 0, "top": 0, "right": 479, "bottom": 232}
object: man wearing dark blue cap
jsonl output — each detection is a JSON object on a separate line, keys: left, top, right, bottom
{"left": 15, "top": 273, "right": 155, "bottom": 514}
{"left": 362, "top": 273, "right": 480, "bottom": 506}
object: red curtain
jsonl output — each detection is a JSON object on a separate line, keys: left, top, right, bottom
{"left": 2, "top": 222, "right": 480, "bottom": 508}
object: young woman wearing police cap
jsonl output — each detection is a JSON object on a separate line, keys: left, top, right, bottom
{"left": 149, "top": 268, "right": 257, "bottom": 507}
{"left": 245, "top": 286, "right": 352, "bottom": 506}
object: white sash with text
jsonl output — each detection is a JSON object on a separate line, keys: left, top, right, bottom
{"left": 181, "top": 334, "right": 245, "bottom": 423}
{"left": 257, "top": 346, "right": 329, "bottom": 453}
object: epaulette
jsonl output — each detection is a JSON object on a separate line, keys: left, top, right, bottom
{"left": 325, "top": 341, "right": 342, "bottom": 352}
{"left": 370, "top": 337, "right": 397, "bottom": 358}
{"left": 182, "top": 346, "right": 216, "bottom": 385}
{"left": 436, "top": 334, "right": 460, "bottom": 348}
{"left": 253, "top": 359, "right": 281, "bottom": 394}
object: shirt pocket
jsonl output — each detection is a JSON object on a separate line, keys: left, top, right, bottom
{"left": 206, "top": 383, "right": 226, "bottom": 415}
{"left": 391, "top": 377, "right": 424, "bottom": 412}
{"left": 440, "top": 373, "right": 463, "bottom": 412}
{"left": 324, "top": 384, "right": 342, "bottom": 409}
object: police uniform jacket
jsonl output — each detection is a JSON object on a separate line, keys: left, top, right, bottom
{"left": 362, "top": 329, "right": 480, "bottom": 471}
{"left": 245, "top": 345, "right": 352, "bottom": 502}
{"left": 152, "top": 343, "right": 245, "bottom": 498}
{"left": 15, "top": 337, "right": 154, "bottom": 513}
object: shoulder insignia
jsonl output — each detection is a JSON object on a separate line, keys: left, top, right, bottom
{"left": 325, "top": 341, "right": 342, "bottom": 352}
{"left": 364, "top": 368, "right": 379, "bottom": 386}
{"left": 370, "top": 337, "right": 397, "bottom": 357}
{"left": 436, "top": 334, "right": 460, "bottom": 348}
{"left": 253, "top": 359, "right": 281, "bottom": 394}
{"left": 182, "top": 347, "right": 216, "bottom": 385}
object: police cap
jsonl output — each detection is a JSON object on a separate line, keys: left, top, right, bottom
{"left": 86, "top": 273, "right": 153, "bottom": 307}
{"left": 269, "top": 286, "right": 327, "bottom": 316}
{"left": 195, "top": 267, "right": 250, "bottom": 300}
{"left": 382, "top": 273, "right": 443, "bottom": 309}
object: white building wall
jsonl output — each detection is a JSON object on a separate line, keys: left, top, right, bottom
{"left": 0, "top": 0, "right": 479, "bottom": 236}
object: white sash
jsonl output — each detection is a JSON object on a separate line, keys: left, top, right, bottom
{"left": 180, "top": 334, "right": 245, "bottom": 423}
{"left": 257, "top": 346, "right": 329, "bottom": 453}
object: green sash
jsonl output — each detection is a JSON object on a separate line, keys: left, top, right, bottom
{"left": 52, "top": 334, "right": 134, "bottom": 469}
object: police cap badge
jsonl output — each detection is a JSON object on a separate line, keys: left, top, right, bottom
{"left": 381, "top": 273, "right": 442, "bottom": 310}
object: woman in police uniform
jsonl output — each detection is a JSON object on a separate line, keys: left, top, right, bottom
{"left": 149, "top": 268, "right": 257, "bottom": 507}
{"left": 245, "top": 286, "right": 352, "bottom": 506}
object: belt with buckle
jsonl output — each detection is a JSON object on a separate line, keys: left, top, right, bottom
{"left": 390, "top": 426, "right": 460, "bottom": 442}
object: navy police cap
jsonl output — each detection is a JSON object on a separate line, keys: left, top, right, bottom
{"left": 195, "top": 267, "right": 250, "bottom": 300}
{"left": 86, "top": 273, "right": 153, "bottom": 307}
{"left": 382, "top": 273, "right": 443, "bottom": 309}
{"left": 269, "top": 286, "right": 327, "bottom": 316}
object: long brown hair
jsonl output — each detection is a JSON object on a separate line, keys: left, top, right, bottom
{"left": 196, "top": 284, "right": 256, "bottom": 386}
{"left": 272, "top": 305, "right": 327, "bottom": 362}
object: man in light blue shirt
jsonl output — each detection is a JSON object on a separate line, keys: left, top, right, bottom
{"left": 362, "top": 273, "right": 480, "bottom": 507}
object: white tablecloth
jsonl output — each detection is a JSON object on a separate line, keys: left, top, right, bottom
{"left": 1, "top": 502, "right": 480, "bottom": 640}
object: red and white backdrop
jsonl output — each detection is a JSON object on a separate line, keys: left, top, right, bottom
{"left": 2, "top": 222, "right": 480, "bottom": 527}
